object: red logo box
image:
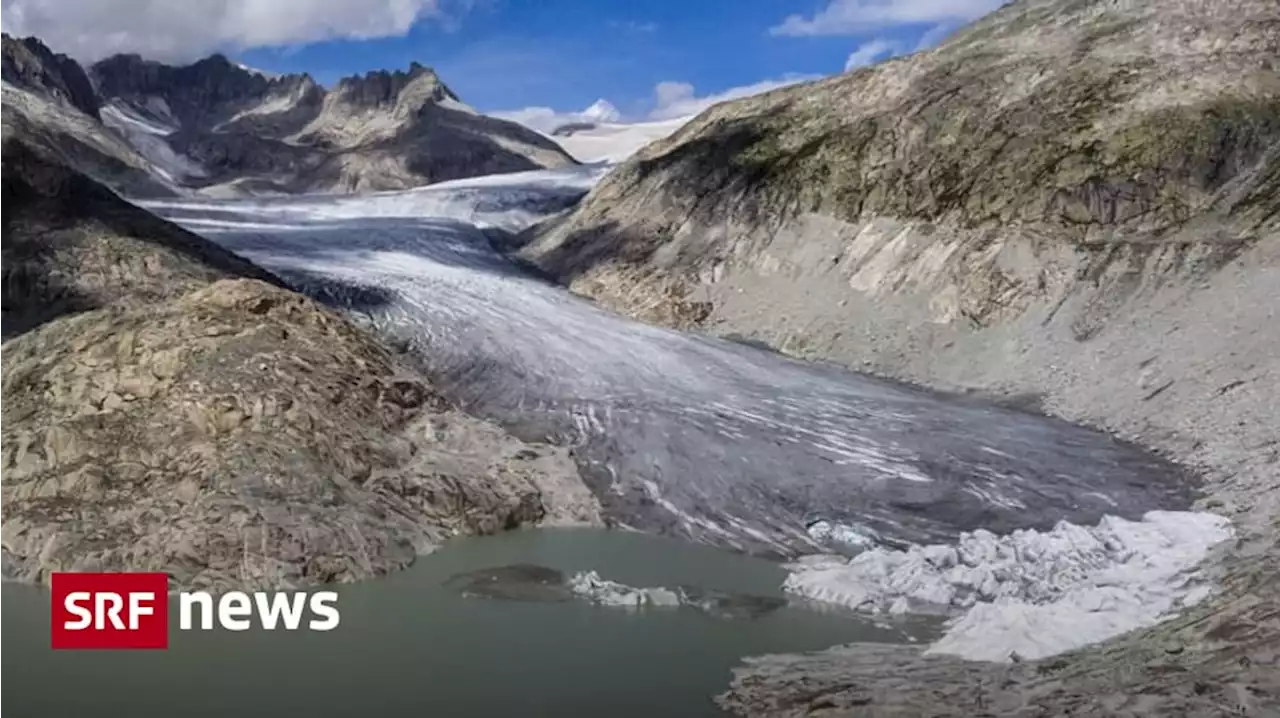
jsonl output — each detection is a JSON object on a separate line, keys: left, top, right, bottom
{"left": 50, "top": 572, "right": 170, "bottom": 650}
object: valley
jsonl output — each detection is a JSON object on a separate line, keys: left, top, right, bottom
{"left": 1, "top": 0, "right": 1276, "bottom": 715}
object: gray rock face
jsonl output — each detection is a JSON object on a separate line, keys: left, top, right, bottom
{"left": 89, "top": 52, "right": 290, "bottom": 128}
{"left": 1, "top": 34, "right": 99, "bottom": 119}
{"left": 86, "top": 49, "right": 578, "bottom": 194}
{"left": 2, "top": 80, "right": 181, "bottom": 199}
{"left": 327, "top": 62, "right": 451, "bottom": 109}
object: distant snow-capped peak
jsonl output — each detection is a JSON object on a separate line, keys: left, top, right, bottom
{"left": 580, "top": 99, "right": 621, "bottom": 123}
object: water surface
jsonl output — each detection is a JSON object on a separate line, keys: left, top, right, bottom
{"left": 2, "top": 528, "right": 934, "bottom": 718}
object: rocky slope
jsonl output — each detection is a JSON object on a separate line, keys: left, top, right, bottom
{"left": 519, "top": 0, "right": 1279, "bottom": 714}
{"left": 89, "top": 52, "right": 578, "bottom": 194}
{"left": 2, "top": 34, "right": 98, "bottom": 119}
{"left": 0, "top": 139, "right": 599, "bottom": 591}
{"left": 2, "top": 36, "right": 179, "bottom": 198}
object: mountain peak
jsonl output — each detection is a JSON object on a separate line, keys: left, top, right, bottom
{"left": 9, "top": 34, "right": 577, "bottom": 195}
{"left": 581, "top": 99, "right": 621, "bottom": 123}
{"left": 2, "top": 33, "right": 100, "bottom": 119}
{"left": 332, "top": 61, "right": 457, "bottom": 109}
{"left": 203, "top": 53, "right": 234, "bottom": 67}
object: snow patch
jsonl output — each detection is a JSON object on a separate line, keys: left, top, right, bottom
{"left": 101, "top": 101, "right": 206, "bottom": 181}
{"left": 568, "top": 571, "right": 682, "bottom": 608}
{"left": 783, "top": 510, "right": 1232, "bottom": 661}
{"left": 438, "top": 96, "right": 480, "bottom": 115}
{"left": 235, "top": 62, "right": 280, "bottom": 79}
{"left": 580, "top": 99, "right": 621, "bottom": 123}
{"left": 218, "top": 89, "right": 308, "bottom": 128}
{"left": 553, "top": 116, "right": 691, "bottom": 163}
{"left": 101, "top": 102, "right": 176, "bottom": 136}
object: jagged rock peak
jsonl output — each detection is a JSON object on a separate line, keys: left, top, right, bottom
{"left": 90, "top": 51, "right": 316, "bottom": 126}
{"left": 1, "top": 33, "right": 100, "bottom": 119}
{"left": 332, "top": 61, "right": 459, "bottom": 108}
{"left": 92, "top": 51, "right": 314, "bottom": 95}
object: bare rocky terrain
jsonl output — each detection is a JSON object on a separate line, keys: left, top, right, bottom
{"left": 519, "top": 0, "right": 1280, "bottom": 714}
{"left": 0, "top": 139, "right": 599, "bottom": 591}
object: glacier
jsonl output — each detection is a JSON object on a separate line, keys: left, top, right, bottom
{"left": 141, "top": 167, "right": 1200, "bottom": 562}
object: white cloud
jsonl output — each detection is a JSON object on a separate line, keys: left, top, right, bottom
{"left": 647, "top": 75, "right": 818, "bottom": 120}
{"left": 495, "top": 74, "right": 819, "bottom": 137}
{"left": 491, "top": 106, "right": 576, "bottom": 134}
{"left": 843, "top": 38, "right": 899, "bottom": 70}
{"left": 770, "top": 0, "right": 1004, "bottom": 37}
{"left": 0, "top": 0, "right": 446, "bottom": 62}
{"left": 492, "top": 99, "right": 620, "bottom": 134}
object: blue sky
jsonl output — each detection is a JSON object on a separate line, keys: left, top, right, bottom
{"left": 233, "top": 0, "right": 990, "bottom": 118}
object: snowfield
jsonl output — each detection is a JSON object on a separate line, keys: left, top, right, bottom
{"left": 140, "top": 166, "right": 1228, "bottom": 659}
{"left": 551, "top": 116, "right": 692, "bottom": 163}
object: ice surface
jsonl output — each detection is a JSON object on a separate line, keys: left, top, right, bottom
{"left": 568, "top": 571, "right": 682, "bottom": 608}
{"left": 145, "top": 164, "right": 606, "bottom": 233}
{"left": 783, "top": 510, "right": 1232, "bottom": 661}
{"left": 806, "top": 520, "right": 882, "bottom": 551}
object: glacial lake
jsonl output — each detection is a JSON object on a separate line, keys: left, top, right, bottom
{"left": 2, "top": 528, "right": 938, "bottom": 717}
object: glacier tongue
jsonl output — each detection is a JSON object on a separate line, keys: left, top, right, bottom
{"left": 783, "top": 510, "right": 1232, "bottom": 661}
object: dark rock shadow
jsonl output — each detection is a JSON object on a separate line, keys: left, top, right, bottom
{"left": 271, "top": 267, "right": 397, "bottom": 313}
{"left": 0, "top": 253, "right": 99, "bottom": 340}
{"left": 720, "top": 333, "right": 784, "bottom": 354}
{"left": 2, "top": 138, "right": 286, "bottom": 339}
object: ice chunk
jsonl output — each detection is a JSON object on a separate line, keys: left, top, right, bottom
{"left": 784, "top": 510, "right": 1232, "bottom": 661}
{"left": 567, "top": 571, "right": 681, "bottom": 609}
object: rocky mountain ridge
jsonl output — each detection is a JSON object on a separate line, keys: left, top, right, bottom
{"left": 517, "top": 0, "right": 1279, "bottom": 714}
{"left": 1, "top": 34, "right": 577, "bottom": 197}
{"left": 1, "top": 34, "right": 99, "bottom": 119}
{"left": 90, "top": 48, "right": 578, "bottom": 194}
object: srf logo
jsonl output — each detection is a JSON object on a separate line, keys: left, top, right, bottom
{"left": 51, "top": 572, "right": 169, "bottom": 650}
